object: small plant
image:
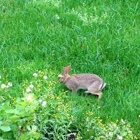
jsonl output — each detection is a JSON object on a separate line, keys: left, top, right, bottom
{"left": 0, "top": 71, "right": 75, "bottom": 140}
{"left": 0, "top": 94, "right": 40, "bottom": 139}
{"left": 76, "top": 111, "right": 135, "bottom": 140}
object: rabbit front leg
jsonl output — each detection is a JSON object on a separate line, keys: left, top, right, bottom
{"left": 66, "top": 85, "right": 78, "bottom": 93}
{"left": 71, "top": 87, "right": 78, "bottom": 93}
{"left": 66, "top": 82, "right": 78, "bottom": 93}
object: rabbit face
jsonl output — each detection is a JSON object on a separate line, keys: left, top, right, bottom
{"left": 58, "top": 65, "right": 71, "bottom": 83}
{"left": 58, "top": 74, "right": 65, "bottom": 83}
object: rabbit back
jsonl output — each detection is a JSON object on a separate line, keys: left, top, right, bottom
{"left": 65, "top": 74, "right": 104, "bottom": 92}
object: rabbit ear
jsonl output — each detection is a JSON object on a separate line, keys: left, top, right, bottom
{"left": 63, "top": 65, "right": 71, "bottom": 74}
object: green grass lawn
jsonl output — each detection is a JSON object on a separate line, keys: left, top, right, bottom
{"left": 0, "top": 0, "right": 140, "bottom": 139}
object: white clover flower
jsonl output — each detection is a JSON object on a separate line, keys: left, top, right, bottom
{"left": 121, "top": 119, "right": 125, "bottom": 124}
{"left": 33, "top": 73, "right": 38, "bottom": 77}
{"left": 27, "top": 95, "right": 32, "bottom": 101}
{"left": 1, "top": 84, "right": 7, "bottom": 89}
{"left": 43, "top": 75, "right": 48, "bottom": 80}
{"left": 117, "top": 135, "right": 123, "bottom": 140}
{"left": 7, "top": 82, "right": 12, "bottom": 87}
{"left": 0, "top": 76, "right": 1, "bottom": 79}
{"left": 39, "top": 99, "right": 42, "bottom": 103}
{"left": 26, "top": 88, "right": 31, "bottom": 93}
{"left": 42, "top": 101, "right": 47, "bottom": 107}
{"left": 109, "top": 132, "right": 113, "bottom": 137}
{"left": 29, "top": 84, "right": 34, "bottom": 89}
{"left": 55, "top": 14, "right": 60, "bottom": 20}
{"left": 25, "top": 94, "right": 34, "bottom": 102}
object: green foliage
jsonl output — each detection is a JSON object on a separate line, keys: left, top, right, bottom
{"left": 0, "top": 0, "right": 140, "bottom": 139}
{"left": 0, "top": 70, "right": 139, "bottom": 139}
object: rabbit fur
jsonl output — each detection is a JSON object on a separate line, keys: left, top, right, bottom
{"left": 58, "top": 65, "right": 106, "bottom": 99}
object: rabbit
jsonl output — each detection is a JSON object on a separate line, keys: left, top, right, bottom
{"left": 58, "top": 65, "right": 106, "bottom": 99}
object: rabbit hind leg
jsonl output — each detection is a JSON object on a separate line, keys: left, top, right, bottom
{"left": 85, "top": 90, "right": 102, "bottom": 99}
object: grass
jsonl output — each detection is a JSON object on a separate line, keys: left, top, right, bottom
{"left": 0, "top": 0, "right": 140, "bottom": 139}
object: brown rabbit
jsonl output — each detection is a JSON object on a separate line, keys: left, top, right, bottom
{"left": 58, "top": 65, "right": 106, "bottom": 99}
